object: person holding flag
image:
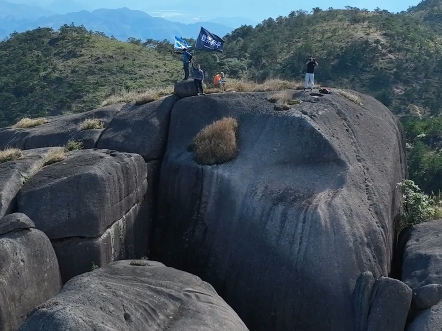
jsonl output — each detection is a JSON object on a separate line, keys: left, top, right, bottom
{"left": 182, "top": 48, "right": 193, "bottom": 80}
{"left": 174, "top": 36, "right": 193, "bottom": 80}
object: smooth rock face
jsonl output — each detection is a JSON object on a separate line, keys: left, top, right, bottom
{"left": 17, "top": 149, "right": 149, "bottom": 282}
{"left": 0, "top": 213, "right": 61, "bottom": 331}
{"left": 412, "top": 284, "right": 442, "bottom": 310}
{"left": 19, "top": 260, "right": 249, "bottom": 331}
{"left": 97, "top": 96, "right": 179, "bottom": 160}
{"left": 153, "top": 91, "right": 407, "bottom": 330}
{"left": 0, "top": 103, "right": 122, "bottom": 150}
{"left": 0, "top": 148, "right": 63, "bottom": 218}
{"left": 366, "top": 277, "right": 412, "bottom": 331}
{"left": 17, "top": 149, "right": 147, "bottom": 239}
{"left": 174, "top": 80, "right": 198, "bottom": 98}
{"left": 400, "top": 219, "right": 442, "bottom": 330}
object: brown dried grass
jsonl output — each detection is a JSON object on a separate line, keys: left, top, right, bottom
{"left": 193, "top": 117, "right": 239, "bottom": 165}
{"left": 0, "top": 148, "right": 23, "bottom": 163}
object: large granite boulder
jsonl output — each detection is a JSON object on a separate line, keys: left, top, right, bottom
{"left": 0, "top": 213, "right": 61, "bottom": 331}
{"left": 17, "top": 149, "right": 150, "bottom": 282}
{"left": 19, "top": 260, "right": 249, "bottom": 331}
{"left": 400, "top": 219, "right": 442, "bottom": 330}
{"left": 97, "top": 95, "right": 179, "bottom": 161}
{"left": 152, "top": 91, "right": 407, "bottom": 330}
{"left": 0, "top": 148, "right": 62, "bottom": 218}
{"left": 0, "top": 104, "right": 123, "bottom": 150}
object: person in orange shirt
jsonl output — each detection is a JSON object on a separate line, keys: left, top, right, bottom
{"left": 213, "top": 72, "right": 225, "bottom": 92}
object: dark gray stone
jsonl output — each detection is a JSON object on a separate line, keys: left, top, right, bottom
{"left": 153, "top": 91, "right": 407, "bottom": 330}
{"left": 17, "top": 149, "right": 150, "bottom": 282}
{"left": 174, "top": 80, "right": 198, "bottom": 98}
{"left": 412, "top": 284, "right": 442, "bottom": 310}
{"left": 17, "top": 149, "right": 147, "bottom": 239}
{"left": 52, "top": 200, "right": 149, "bottom": 283}
{"left": 71, "top": 129, "right": 103, "bottom": 149}
{"left": 19, "top": 260, "right": 249, "bottom": 331}
{"left": 0, "top": 212, "right": 35, "bottom": 235}
{"left": 0, "top": 213, "right": 61, "bottom": 331}
{"left": 400, "top": 219, "right": 442, "bottom": 330}
{"left": 0, "top": 104, "right": 122, "bottom": 150}
{"left": 97, "top": 95, "right": 179, "bottom": 161}
{"left": 353, "top": 271, "right": 376, "bottom": 331}
{"left": 0, "top": 148, "right": 63, "bottom": 218}
{"left": 366, "top": 277, "right": 412, "bottom": 331}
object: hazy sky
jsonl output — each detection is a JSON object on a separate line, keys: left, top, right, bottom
{"left": 8, "top": 0, "right": 423, "bottom": 23}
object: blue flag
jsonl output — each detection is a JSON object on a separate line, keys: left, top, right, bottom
{"left": 174, "top": 36, "right": 192, "bottom": 51}
{"left": 194, "top": 27, "right": 224, "bottom": 52}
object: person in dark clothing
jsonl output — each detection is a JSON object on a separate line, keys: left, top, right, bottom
{"left": 304, "top": 56, "right": 319, "bottom": 91}
{"left": 192, "top": 63, "right": 204, "bottom": 95}
{"left": 182, "top": 48, "right": 193, "bottom": 80}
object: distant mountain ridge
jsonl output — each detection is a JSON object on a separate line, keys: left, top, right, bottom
{"left": 0, "top": 4, "right": 234, "bottom": 41}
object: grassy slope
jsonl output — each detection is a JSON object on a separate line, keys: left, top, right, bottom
{"left": 220, "top": 8, "right": 442, "bottom": 117}
{"left": 0, "top": 25, "right": 181, "bottom": 127}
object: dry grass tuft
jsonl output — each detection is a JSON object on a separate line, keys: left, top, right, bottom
{"left": 193, "top": 117, "right": 239, "bottom": 165}
{"left": 225, "top": 79, "right": 303, "bottom": 93}
{"left": 80, "top": 118, "right": 104, "bottom": 130}
{"left": 101, "top": 87, "right": 173, "bottom": 106}
{"left": 0, "top": 148, "right": 23, "bottom": 163}
{"left": 267, "top": 90, "right": 297, "bottom": 104}
{"left": 14, "top": 117, "right": 49, "bottom": 128}
{"left": 335, "top": 89, "right": 363, "bottom": 106}
{"left": 43, "top": 149, "right": 66, "bottom": 166}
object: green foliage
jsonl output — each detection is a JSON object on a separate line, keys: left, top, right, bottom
{"left": 398, "top": 180, "right": 442, "bottom": 229}
{"left": 0, "top": 25, "right": 181, "bottom": 127}
{"left": 91, "top": 262, "right": 99, "bottom": 271}
{"left": 401, "top": 116, "right": 442, "bottom": 194}
{"left": 65, "top": 140, "right": 84, "bottom": 151}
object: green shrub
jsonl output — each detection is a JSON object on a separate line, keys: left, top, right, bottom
{"left": 193, "top": 117, "right": 239, "bottom": 165}
{"left": 397, "top": 179, "right": 441, "bottom": 229}
{"left": 65, "top": 140, "right": 84, "bottom": 151}
{"left": 80, "top": 118, "right": 104, "bottom": 130}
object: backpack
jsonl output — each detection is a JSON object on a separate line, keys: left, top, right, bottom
{"left": 319, "top": 88, "right": 331, "bottom": 94}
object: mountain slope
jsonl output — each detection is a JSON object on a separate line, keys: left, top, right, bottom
{"left": 0, "top": 7, "right": 233, "bottom": 41}
{"left": 0, "top": 25, "right": 182, "bottom": 126}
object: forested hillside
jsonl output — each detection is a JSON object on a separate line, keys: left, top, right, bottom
{"left": 0, "top": 25, "right": 181, "bottom": 127}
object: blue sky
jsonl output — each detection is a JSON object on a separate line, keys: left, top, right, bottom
{"left": 8, "top": 0, "right": 424, "bottom": 23}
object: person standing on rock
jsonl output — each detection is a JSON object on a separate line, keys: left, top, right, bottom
{"left": 182, "top": 48, "right": 193, "bottom": 80}
{"left": 192, "top": 63, "right": 205, "bottom": 95}
{"left": 304, "top": 56, "right": 318, "bottom": 91}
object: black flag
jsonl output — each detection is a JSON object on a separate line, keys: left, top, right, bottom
{"left": 194, "top": 27, "right": 224, "bottom": 52}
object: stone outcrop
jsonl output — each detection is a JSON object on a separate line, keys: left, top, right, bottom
{"left": 19, "top": 260, "right": 249, "bottom": 331}
{"left": 97, "top": 96, "right": 179, "bottom": 160}
{"left": 0, "top": 103, "right": 122, "bottom": 150}
{"left": 152, "top": 91, "right": 407, "bottom": 330}
{"left": 353, "top": 272, "right": 411, "bottom": 331}
{"left": 0, "top": 213, "right": 61, "bottom": 331}
{"left": 174, "top": 80, "right": 199, "bottom": 98}
{"left": 17, "top": 149, "right": 150, "bottom": 282}
{"left": 0, "top": 148, "right": 62, "bottom": 218}
{"left": 400, "top": 219, "right": 442, "bottom": 330}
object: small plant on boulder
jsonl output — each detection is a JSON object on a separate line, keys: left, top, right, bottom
{"left": 14, "top": 117, "right": 49, "bottom": 128}
{"left": 335, "top": 89, "right": 363, "bottom": 106}
{"left": 0, "top": 148, "right": 23, "bottom": 163}
{"left": 397, "top": 179, "right": 442, "bottom": 230}
{"left": 65, "top": 140, "right": 84, "bottom": 151}
{"left": 193, "top": 117, "right": 239, "bottom": 165}
{"left": 80, "top": 118, "right": 104, "bottom": 130}
{"left": 43, "top": 149, "right": 66, "bottom": 166}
